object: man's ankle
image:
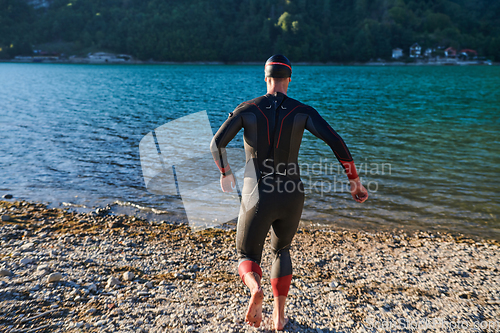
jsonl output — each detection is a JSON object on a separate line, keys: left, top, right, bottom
{"left": 244, "top": 272, "right": 261, "bottom": 291}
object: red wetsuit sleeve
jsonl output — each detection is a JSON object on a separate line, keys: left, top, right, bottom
{"left": 340, "top": 160, "right": 359, "bottom": 180}
{"left": 210, "top": 106, "right": 244, "bottom": 176}
{"left": 305, "top": 107, "right": 359, "bottom": 180}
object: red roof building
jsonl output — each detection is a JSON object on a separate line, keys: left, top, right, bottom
{"left": 444, "top": 47, "right": 456, "bottom": 57}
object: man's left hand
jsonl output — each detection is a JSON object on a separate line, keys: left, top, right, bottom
{"left": 220, "top": 174, "right": 237, "bottom": 193}
{"left": 349, "top": 177, "right": 369, "bottom": 203}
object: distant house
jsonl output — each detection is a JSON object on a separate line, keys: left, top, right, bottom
{"left": 29, "top": 51, "right": 60, "bottom": 62}
{"left": 14, "top": 56, "right": 33, "bottom": 61}
{"left": 88, "top": 52, "right": 118, "bottom": 62}
{"left": 444, "top": 47, "right": 456, "bottom": 57}
{"left": 87, "top": 52, "right": 132, "bottom": 63}
{"left": 392, "top": 48, "right": 403, "bottom": 59}
{"left": 409, "top": 43, "right": 421, "bottom": 58}
{"left": 459, "top": 49, "right": 477, "bottom": 60}
{"left": 424, "top": 48, "right": 433, "bottom": 57}
{"left": 117, "top": 54, "right": 133, "bottom": 61}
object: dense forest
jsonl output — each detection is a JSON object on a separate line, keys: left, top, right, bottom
{"left": 1, "top": 0, "right": 499, "bottom": 62}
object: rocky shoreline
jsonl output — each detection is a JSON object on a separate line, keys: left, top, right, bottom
{"left": 1, "top": 200, "right": 499, "bottom": 332}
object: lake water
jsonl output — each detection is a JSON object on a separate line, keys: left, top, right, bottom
{"left": 1, "top": 63, "right": 499, "bottom": 239}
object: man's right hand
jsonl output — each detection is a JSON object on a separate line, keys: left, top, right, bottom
{"left": 349, "top": 177, "right": 369, "bottom": 203}
{"left": 220, "top": 174, "right": 237, "bottom": 193}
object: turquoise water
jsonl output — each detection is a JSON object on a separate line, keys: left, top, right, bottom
{"left": 0, "top": 63, "right": 499, "bottom": 239}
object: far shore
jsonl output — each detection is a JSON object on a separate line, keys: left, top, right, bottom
{"left": 1, "top": 58, "right": 497, "bottom": 67}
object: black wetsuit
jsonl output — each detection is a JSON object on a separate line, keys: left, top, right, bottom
{"left": 210, "top": 92, "right": 357, "bottom": 296}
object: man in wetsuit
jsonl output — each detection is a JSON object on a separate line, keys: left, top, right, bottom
{"left": 210, "top": 55, "right": 368, "bottom": 330}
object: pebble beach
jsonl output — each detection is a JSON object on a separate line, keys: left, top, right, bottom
{"left": 1, "top": 200, "right": 499, "bottom": 333}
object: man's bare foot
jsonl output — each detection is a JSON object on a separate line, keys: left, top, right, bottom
{"left": 272, "top": 308, "right": 288, "bottom": 331}
{"left": 245, "top": 286, "right": 264, "bottom": 327}
{"left": 272, "top": 295, "right": 288, "bottom": 330}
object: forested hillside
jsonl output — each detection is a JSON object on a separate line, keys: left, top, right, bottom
{"left": 1, "top": 0, "right": 499, "bottom": 61}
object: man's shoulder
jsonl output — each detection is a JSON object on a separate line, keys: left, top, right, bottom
{"left": 284, "top": 96, "right": 315, "bottom": 112}
{"left": 243, "top": 95, "right": 268, "bottom": 107}
{"left": 240, "top": 95, "right": 310, "bottom": 108}
{"left": 284, "top": 96, "right": 304, "bottom": 107}
{"left": 232, "top": 95, "right": 268, "bottom": 113}
{"left": 234, "top": 95, "right": 317, "bottom": 113}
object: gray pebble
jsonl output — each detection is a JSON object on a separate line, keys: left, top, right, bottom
{"left": 94, "top": 319, "right": 106, "bottom": 327}
{"left": 2, "top": 194, "right": 13, "bottom": 199}
{"left": 47, "top": 272, "right": 63, "bottom": 283}
{"left": 87, "top": 283, "right": 97, "bottom": 293}
{"left": 1, "top": 215, "right": 11, "bottom": 221}
{"left": 0, "top": 269, "right": 13, "bottom": 277}
{"left": 106, "top": 276, "right": 121, "bottom": 288}
{"left": 123, "top": 271, "right": 135, "bottom": 281}
{"left": 111, "top": 308, "right": 124, "bottom": 316}
{"left": 37, "top": 264, "right": 49, "bottom": 272}
{"left": 20, "top": 242, "right": 35, "bottom": 251}
{"left": 329, "top": 281, "right": 339, "bottom": 288}
{"left": 20, "top": 257, "right": 33, "bottom": 266}
{"left": 86, "top": 308, "right": 97, "bottom": 315}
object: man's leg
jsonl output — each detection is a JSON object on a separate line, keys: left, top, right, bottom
{"left": 270, "top": 246, "right": 294, "bottom": 330}
{"left": 270, "top": 180, "right": 304, "bottom": 330}
{"left": 236, "top": 187, "right": 275, "bottom": 328}
{"left": 273, "top": 296, "right": 288, "bottom": 330}
{"left": 238, "top": 261, "right": 264, "bottom": 327}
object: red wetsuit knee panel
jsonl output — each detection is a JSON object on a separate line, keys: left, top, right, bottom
{"left": 238, "top": 260, "right": 262, "bottom": 283}
{"left": 271, "top": 274, "right": 293, "bottom": 297}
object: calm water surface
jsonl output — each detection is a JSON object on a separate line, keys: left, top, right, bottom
{"left": 0, "top": 64, "right": 499, "bottom": 239}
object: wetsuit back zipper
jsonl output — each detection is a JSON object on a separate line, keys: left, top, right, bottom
{"left": 267, "top": 95, "right": 287, "bottom": 164}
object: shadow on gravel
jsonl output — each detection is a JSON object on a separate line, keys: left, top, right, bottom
{"left": 267, "top": 318, "right": 340, "bottom": 333}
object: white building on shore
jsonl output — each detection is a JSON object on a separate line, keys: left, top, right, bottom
{"left": 87, "top": 53, "right": 133, "bottom": 63}
{"left": 409, "top": 43, "right": 421, "bottom": 58}
{"left": 392, "top": 48, "right": 403, "bottom": 59}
